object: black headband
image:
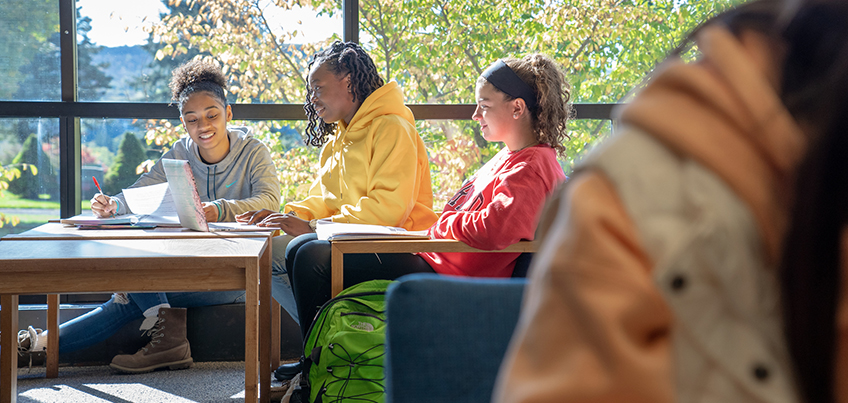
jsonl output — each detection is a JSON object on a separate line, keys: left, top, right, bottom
{"left": 481, "top": 60, "right": 538, "bottom": 110}
{"left": 178, "top": 81, "right": 228, "bottom": 112}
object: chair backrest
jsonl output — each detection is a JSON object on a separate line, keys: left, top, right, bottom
{"left": 384, "top": 273, "right": 526, "bottom": 403}
{"left": 511, "top": 252, "right": 534, "bottom": 278}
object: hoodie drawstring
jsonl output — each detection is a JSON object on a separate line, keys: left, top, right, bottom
{"left": 207, "top": 166, "right": 214, "bottom": 200}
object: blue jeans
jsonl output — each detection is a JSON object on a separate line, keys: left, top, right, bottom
{"left": 130, "top": 292, "right": 169, "bottom": 316}
{"left": 57, "top": 291, "right": 245, "bottom": 354}
{"left": 270, "top": 234, "right": 300, "bottom": 325}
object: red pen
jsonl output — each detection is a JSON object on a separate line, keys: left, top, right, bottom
{"left": 92, "top": 177, "right": 104, "bottom": 195}
{"left": 92, "top": 177, "right": 115, "bottom": 217}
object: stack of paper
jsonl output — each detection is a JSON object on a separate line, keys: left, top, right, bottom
{"left": 64, "top": 160, "right": 276, "bottom": 232}
{"left": 61, "top": 182, "right": 181, "bottom": 227}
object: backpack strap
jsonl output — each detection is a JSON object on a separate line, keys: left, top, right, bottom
{"left": 299, "top": 354, "right": 312, "bottom": 402}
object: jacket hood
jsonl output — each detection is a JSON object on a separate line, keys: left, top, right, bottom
{"left": 180, "top": 126, "right": 254, "bottom": 171}
{"left": 616, "top": 26, "right": 806, "bottom": 264}
{"left": 340, "top": 81, "right": 415, "bottom": 133}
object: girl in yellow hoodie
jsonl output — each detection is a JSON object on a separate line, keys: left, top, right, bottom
{"left": 237, "top": 41, "right": 436, "bottom": 336}
{"left": 494, "top": 0, "right": 848, "bottom": 402}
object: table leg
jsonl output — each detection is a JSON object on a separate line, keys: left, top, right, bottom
{"left": 331, "top": 242, "right": 343, "bottom": 297}
{"left": 1, "top": 295, "right": 19, "bottom": 403}
{"left": 46, "top": 294, "right": 59, "bottom": 378}
{"left": 259, "top": 239, "right": 273, "bottom": 402}
{"left": 245, "top": 258, "right": 260, "bottom": 403}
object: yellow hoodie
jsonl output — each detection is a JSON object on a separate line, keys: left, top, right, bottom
{"left": 284, "top": 81, "right": 438, "bottom": 230}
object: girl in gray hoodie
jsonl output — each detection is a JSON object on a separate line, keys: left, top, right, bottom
{"left": 18, "top": 59, "right": 281, "bottom": 375}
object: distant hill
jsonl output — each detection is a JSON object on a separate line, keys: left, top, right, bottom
{"left": 90, "top": 46, "right": 158, "bottom": 102}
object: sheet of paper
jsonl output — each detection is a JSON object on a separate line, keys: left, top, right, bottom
{"left": 123, "top": 183, "right": 176, "bottom": 215}
{"left": 60, "top": 213, "right": 141, "bottom": 226}
{"left": 207, "top": 222, "right": 278, "bottom": 232}
{"left": 122, "top": 182, "right": 181, "bottom": 226}
{"left": 316, "top": 221, "right": 428, "bottom": 241}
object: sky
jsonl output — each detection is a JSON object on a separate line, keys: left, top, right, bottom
{"left": 76, "top": 0, "right": 340, "bottom": 48}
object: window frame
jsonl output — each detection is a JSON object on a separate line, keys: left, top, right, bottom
{"left": 0, "top": 0, "right": 618, "bottom": 219}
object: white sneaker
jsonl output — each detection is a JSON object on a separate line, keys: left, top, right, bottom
{"left": 17, "top": 326, "right": 47, "bottom": 355}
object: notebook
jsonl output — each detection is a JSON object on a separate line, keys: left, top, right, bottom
{"left": 315, "top": 221, "right": 430, "bottom": 241}
{"left": 63, "top": 160, "right": 272, "bottom": 232}
{"left": 61, "top": 183, "right": 180, "bottom": 227}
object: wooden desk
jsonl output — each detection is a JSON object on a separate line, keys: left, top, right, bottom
{"left": 0, "top": 232, "right": 272, "bottom": 403}
{"left": 5, "top": 222, "right": 282, "bottom": 392}
{"left": 5, "top": 222, "right": 274, "bottom": 240}
{"left": 329, "top": 239, "right": 538, "bottom": 296}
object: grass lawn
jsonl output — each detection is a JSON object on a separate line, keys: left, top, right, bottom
{"left": 0, "top": 192, "right": 92, "bottom": 210}
{"left": 0, "top": 192, "right": 92, "bottom": 236}
{"left": 0, "top": 193, "right": 59, "bottom": 209}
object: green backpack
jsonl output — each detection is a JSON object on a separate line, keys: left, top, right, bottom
{"left": 301, "top": 280, "right": 392, "bottom": 403}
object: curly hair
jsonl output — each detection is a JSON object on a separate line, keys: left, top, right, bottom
{"left": 479, "top": 54, "right": 572, "bottom": 157}
{"left": 303, "top": 41, "right": 385, "bottom": 147}
{"left": 169, "top": 58, "right": 228, "bottom": 113}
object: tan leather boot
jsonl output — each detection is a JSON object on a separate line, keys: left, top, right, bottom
{"left": 110, "top": 307, "right": 193, "bottom": 374}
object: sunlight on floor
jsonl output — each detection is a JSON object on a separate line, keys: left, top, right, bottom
{"left": 21, "top": 385, "right": 111, "bottom": 403}
{"left": 85, "top": 383, "right": 197, "bottom": 402}
{"left": 20, "top": 383, "right": 248, "bottom": 402}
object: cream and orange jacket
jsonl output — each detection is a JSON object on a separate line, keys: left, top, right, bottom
{"left": 493, "top": 27, "right": 816, "bottom": 403}
{"left": 284, "top": 81, "right": 438, "bottom": 230}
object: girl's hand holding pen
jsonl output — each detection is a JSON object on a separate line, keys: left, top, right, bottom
{"left": 90, "top": 177, "right": 117, "bottom": 218}
{"left": 90, "top": 193, "right": 118, "bottom": 218}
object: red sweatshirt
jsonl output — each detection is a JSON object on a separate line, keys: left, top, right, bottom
{"left": 420, "top": 144, "right": 566, "bottom": 277}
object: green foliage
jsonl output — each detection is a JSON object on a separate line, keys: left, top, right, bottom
{"left": 0, "top": 164, "right": 24, "bottom": 228}
{"left": 104, "top": 132, "right": 147, "bottom": 195}
{"left": 0, "top": 0, "right": 58, "bottom": 98}
{"left": 7, "top": 133, "right": 56, "bottom": 200}
{"left": 142, "top": 0, "right": 741, "bottom": 205}
{"left": 9, "top": 7, "right": 112, "bottom": 101}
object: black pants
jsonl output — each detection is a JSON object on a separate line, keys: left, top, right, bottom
{"left": 286, "top": 233, "right": 436, "bottom": 338}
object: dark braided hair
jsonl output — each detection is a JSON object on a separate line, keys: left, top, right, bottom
{"left": 303, "top": 41, "right": 385, "bottom": 147}
{"left": 169, "top": 59, "right": 228, "bottom": 113}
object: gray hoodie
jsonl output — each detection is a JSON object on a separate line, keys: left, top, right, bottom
{"left": 112, "top": 126, "right": 281, "bottom": 221}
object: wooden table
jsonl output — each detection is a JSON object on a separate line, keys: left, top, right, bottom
{"left": 329, "top": 239, "right": 538, "bottom": 296}
{"left": 0, "top": 224, "right": 276, "bottom": 403}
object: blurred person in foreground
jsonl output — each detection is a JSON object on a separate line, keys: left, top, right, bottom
{"left": 494, "top": 0, "right": 848, "bottom": 401}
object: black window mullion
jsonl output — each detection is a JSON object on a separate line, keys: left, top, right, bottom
{"left": 59, "top": 0, "right": 80, "bottom": 218}
{"left": 344, "top": 0, "right": 359, "bottom": 43}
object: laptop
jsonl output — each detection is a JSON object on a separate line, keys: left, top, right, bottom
{"left": 161, "top": 159, "right": 270, "bottom": 232}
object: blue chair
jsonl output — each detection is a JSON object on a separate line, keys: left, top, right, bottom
{"left": 384, "top": 273, "right": 527, "bottom": 403}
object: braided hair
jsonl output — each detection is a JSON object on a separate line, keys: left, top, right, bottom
{"left": 303, "top": 41, "right": 385, "bottom": 147}
{"left": 169, "top": 58, "right": 228, "bottom": 113}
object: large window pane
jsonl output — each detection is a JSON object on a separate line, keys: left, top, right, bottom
{"left": 358, "top": 0, "right": 741, "bottom": 104}
{"left": 80, "top": 118, "right": 152, "bottom": 207}
{"left": 93, "top": 117, "right": 311, "bottom": 207}
{"left": 0, "top": 1, "right": 60, "bottom": 101}
{"left": 0, "top": 118, "right": 61, "bottom": 236}
{"left": 77, "top": 0, "right": 342, "bottom": 103}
